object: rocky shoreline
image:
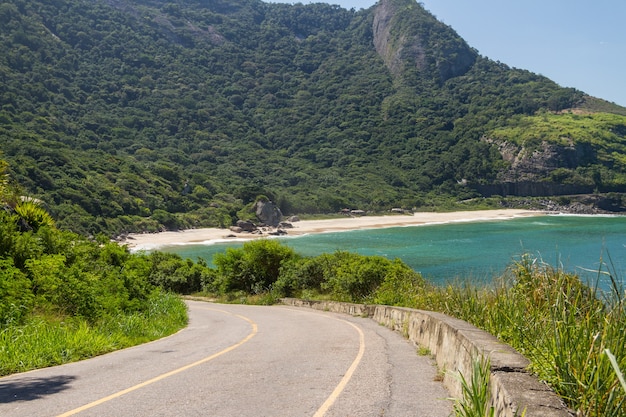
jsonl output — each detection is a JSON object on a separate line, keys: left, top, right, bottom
{"left": 500, "top": 194, "right": 626, "bottom": 215}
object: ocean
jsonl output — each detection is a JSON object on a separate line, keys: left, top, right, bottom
{"left": 162, "top": 214, "right": 626, "bottom": 289}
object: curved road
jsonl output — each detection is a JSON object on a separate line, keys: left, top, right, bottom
{"left": 0, "top": 300, "right": 452, "bottom": 416}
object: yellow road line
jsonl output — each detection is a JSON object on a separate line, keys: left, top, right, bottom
{"left": 313, "top": 318, "right": 366, "bottom": 417}
{"left": 56, "top": 308, "right": 257, "bottom": 417}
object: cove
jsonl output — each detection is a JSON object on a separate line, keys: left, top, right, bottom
{"left": 163, "top": 214, "right": 626, "bottom": 289}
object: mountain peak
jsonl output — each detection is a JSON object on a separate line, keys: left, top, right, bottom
{"left": 373, "top": 0, "right": 476, "bottom": 83}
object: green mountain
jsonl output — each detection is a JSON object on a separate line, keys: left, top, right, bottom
{"left": 1, "top": 0, "right": 625, "bottom": 235}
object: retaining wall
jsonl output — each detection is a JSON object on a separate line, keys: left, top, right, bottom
{"left": 281, "top": 298, "right": 574, "bottom": 417}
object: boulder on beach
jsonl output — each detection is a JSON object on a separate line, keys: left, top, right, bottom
{"left": 254, "top": 200, "right": 282, "bottom": 227}
{"left": 236, "top": 220, "right": 257, "bottom": 232}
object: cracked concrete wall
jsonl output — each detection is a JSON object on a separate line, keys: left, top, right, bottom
{"left": 281, "top": 299, "right": 574, "bottom": 416}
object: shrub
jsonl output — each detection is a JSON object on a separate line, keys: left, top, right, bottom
{"left": 0, "top": 258, "right": 33, "bottom": 326}
{"left": 373, "top": 260, "right": 426, "bottom": 306}
{"left": 320, "top": 252, "right": 393, "bottom": 302}
{"left": 14, "top": 200, "right": 55, "bottom": 232}
{"left": 274, "top": 256, "right": 328, "bottom": 297}
{"left": 273, "top": 250, "right": 423, "bottom": 303}
{"left": 26, "top": 254, "right": 103, "bottom": 320}
{"left": 213, "top": 239, "right": 298, "bottom": 293}
{"left": 145, "top": 252, "right": 205, "bottom": 294}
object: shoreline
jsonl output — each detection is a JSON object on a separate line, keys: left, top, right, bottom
{"left": 122, "top": 209, "right": 542, "bottom": 251}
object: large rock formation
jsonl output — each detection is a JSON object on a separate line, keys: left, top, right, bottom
{"left": 488, "top": 138, "right": 596, "bottom": 183}
{"left": 373, "top": 0, "right": 476, "bottom": 82}
{"left": 254, "top": 200, "right": 283, "bottom": 227}
{"left": 472, "top": 138, "right": 598, "bottom": 197}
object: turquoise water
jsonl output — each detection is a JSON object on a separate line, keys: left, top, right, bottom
{"left": 163, "top": 215, "right": 626, "bottom": 288}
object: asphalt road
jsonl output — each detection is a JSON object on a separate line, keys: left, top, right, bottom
{"left": 0, "top": 300, "right": 452, "bottom": 416}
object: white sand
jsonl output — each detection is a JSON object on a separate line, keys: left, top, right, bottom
{"left": 122, "top": 209, "right": 541, "bottom": 251}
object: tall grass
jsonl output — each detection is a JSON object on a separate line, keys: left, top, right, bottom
{"left": 0, "top": 292, "right": 187, "bottom": 376}
{"left": 454, "top": 355, "right": 495, "bottom": 417}
{"left": 606, "top": 349, "right": 626, "bottom": 394}
{"left": 413, "top": 254, "right": 626, "bottom": 416}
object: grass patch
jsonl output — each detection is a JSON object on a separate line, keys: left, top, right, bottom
{"left": 0, "top": 292, "right": 187, "bottom": 376}
{"left": 417, "top": 345, "right": 431, "bottom": 356}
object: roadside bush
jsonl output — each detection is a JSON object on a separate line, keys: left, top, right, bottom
{"left": 118, "top": 255, "right": 154, "bottom": 311}
{"left": 26, "top": 254, "right": 88, "bottom": 316}
{"left": 0, "top": 160, "right": 191, "bottom": 375}
{"left": 145, "top": 251, "right": 206, "bottom": 294}
{"left": 0, "top": 205, "right": 193, "bottom": 323}
{"left": 274, "top": 256, "right": 328, "bottom": 297}
{"left": 272, "top": 250, "right": 424, "bottom": 303}
{"left": 213, "top": 239, "right": 298, "bottom": 293}
{"left": 0, "top": 258, "right": 33, "bottom": 325}
{"left": 320, "top": 252, "right": 394, "bottom": 302}
{"left": 373, "top": 260, "right": 426, "bottom": 306}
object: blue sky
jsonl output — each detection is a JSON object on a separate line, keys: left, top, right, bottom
{"left": 265, "top": 0, "right": 626, "bottom": 107}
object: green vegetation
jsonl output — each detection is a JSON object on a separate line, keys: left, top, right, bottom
{"left": 1, "top": 293, "right": 186, "bottom": 376}
{"left": 195, "top": 240, "right": 425, "bottom": 305}
{"left": 0, "top": 160, "right": 188, "bottom": 376}
{"left": 453, "top": 356, "right": 495, "bottom": 417}
{"left": 606, "top": 349, "right": 626, "bottom": 395}
{"left": 0, "top": 220, "right": 189, "bottom": 375}
{"left": 491, "top": 112, "right": 626, "bottom": 186}
{"left": 1, "top": 0, "right": 623, "bottom": 236}
{"left": 492, "top": 112, "right": 626, "bottom": 152}
{"left": 213, "top": 239, "right": 297, "bottom": 294}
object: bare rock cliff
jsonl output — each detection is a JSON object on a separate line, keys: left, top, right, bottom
{"left": 485, "top": 138, "right": 596, "bottom": 183}
{"left": 373, "top": 0, "right": 425, "bottom": 77}
{"left": 373, "top": 0, "right": 476, "bottom": 82}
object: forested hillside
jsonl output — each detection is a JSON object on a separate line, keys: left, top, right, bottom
{"left": 1, "top": 0, "right": 625, "bottom": 235}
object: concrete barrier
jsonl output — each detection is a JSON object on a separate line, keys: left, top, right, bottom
{"left": 281, "top": 298, "right": 574, "bottom": 417}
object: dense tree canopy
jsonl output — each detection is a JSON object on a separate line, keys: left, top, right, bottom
{"left": 1, "top": 0, "right": 625, "bottom": 235}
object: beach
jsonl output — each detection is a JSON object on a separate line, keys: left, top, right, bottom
{"left": 123, "top": 209, "right": 540, "bottom": 251}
